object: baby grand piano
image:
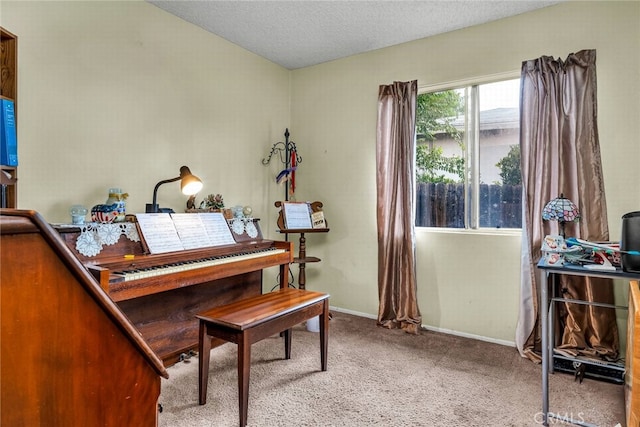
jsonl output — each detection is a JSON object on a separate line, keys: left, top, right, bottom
{"left": 54, "top": 215, "right": 293, "bottom": 366}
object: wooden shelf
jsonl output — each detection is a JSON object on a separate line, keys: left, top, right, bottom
{"left": 0, "top": 28, "right": 17, "bottom": 101}
{"left": 278, "top": 228, "right": 329, "bottom": 234}
{"left": 1, "top": 27, "right": 17, "bottom": 208}
{"left": 294, "top": 256, "right": 321, "bottom": 264}
{"left": 0, "top": 166, "right": 17, "bottom": 208}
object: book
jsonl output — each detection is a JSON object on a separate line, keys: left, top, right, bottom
{"left": 283, "top": 202, "right": 312, "bottom": 229}
{"left": 135, "top": 212, "right": 237, "bottom": 254}
{"left": 135, "top": 213, "right": 184, "bottom": 254}
{"left": 170, "top": 213, "right": 214, "bottom": 250}
{"left": 0, "top": 98, "right": 17, "bottom": 166}
{"left": 311, "top": 210, "right": 326, "bottom": 228}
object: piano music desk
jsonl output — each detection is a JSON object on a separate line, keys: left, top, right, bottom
{"left": 197, "top": 288, "right": 330, "bottom": 427}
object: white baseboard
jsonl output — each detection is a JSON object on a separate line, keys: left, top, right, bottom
{"left": 330, "top": 305, "right": 516, "bottom": 348}
{"left": 330, "top": 305, "right": 377, "bottom": 319}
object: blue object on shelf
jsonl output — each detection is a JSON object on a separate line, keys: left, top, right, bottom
{"left": 0, "top": 98, "right": 18, "bottom": 166}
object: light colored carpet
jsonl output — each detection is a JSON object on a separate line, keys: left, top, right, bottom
{"left": 158, "top": 312, "right": 625, "bottom": 427}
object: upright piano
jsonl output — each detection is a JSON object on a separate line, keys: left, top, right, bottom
{"left": 55, "top": 216, "right": 293, "bottom": 366}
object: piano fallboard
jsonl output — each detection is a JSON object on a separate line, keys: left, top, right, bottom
{"left": 84, "top": 241, "right": 292, "bottom": 302}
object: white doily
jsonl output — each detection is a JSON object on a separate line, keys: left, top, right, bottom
{"left": 230, "top": 218, "right": 259, "bottom": 238}
{"left": 246, "top": 221, "right": 258, "bottom": 238}
{"left": 75, "top": 223, "right": 140, "bottom": 257}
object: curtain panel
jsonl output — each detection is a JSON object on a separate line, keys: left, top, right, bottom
{"left": 516, "top": 50, "right": 618, "bottom": 362}
{"left": 376, "top": 80, "right": 422, "bottom": 334}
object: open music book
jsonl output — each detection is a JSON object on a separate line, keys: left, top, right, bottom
{"left": 282, "top": 202, "right": 327, "bottom": 229}
{"left": 282, "top": 202, "right": 313, "bottom": 229}
{"left": 136, "top": 212, "right": 236, "bottom": 254}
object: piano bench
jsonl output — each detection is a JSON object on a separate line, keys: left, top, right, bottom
{"left": 196, "top": 288, "right": 330, "bottom": 427}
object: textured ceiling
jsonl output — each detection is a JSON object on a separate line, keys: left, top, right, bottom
{"left": 147, "top": 0, "right": 562, "bottom": 70}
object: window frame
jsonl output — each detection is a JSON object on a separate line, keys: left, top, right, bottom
{"left": 416, "top": 72, "right": 522, "bottom": 232}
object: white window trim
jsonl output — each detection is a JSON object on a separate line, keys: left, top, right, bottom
{"left": 416, "top": 71, "right": 522, "bottom": 232}
{"left": 417, "top": 70, "right": 521, "bottom": 94}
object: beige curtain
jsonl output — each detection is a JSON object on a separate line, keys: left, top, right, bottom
{"left": 375, "top": 80, "right": 422, "bottom": 334}
{"left": 516, "top": 50, "right": 619, "bottom": 362}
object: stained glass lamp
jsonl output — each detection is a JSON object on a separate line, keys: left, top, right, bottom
{"left": 542, "top": 193, "right": 580, "bottom": 238}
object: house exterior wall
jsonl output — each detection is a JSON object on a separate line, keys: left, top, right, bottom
{"left": 428, "top": 127, "right": 519, "bottom": 184}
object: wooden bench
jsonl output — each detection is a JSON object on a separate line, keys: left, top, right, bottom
{"left": 197, "top": 288, "right": 330, "bottom": 427}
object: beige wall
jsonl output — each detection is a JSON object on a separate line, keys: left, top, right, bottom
{"left": 290, "top": 1, "right": 639, "bottom": 344}
{"left": 1, "top": 0, "right": 291, "bottom": 228}
{"left": 2, "top": 1, "right": 638, "bottom": 345}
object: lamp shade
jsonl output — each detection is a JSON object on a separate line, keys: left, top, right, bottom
{"left": 542, "top": 194, "right": 580, "bottom": 238}
{"left": 179, "top": 166, "right": 203, "bottom": 195}
{"left": 542, "top": 195, "right": 580, "bottom": 223}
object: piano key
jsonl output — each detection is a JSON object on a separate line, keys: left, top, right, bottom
{"left": 115, "top": 247, "right": 286, "bottom": 282}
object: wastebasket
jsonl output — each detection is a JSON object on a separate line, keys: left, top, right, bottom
{"left": 621, "top": 211, "right": 640, "bottom": 273}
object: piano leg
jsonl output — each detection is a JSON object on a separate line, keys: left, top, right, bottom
{"left": 198, "top": 321, "right": 212, "bottom": 405}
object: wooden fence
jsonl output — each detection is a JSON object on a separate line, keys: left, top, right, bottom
{"left": 416, "top": 183, "right": 522, "bottom": 228}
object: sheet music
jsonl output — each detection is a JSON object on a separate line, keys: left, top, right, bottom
{"left": 170, "top": 213, "right": 213, "bottom": 250}
{"left": 136, "top": 213, "right": 184, "bottom": 254}
{"left": 198, "top": 212, "right": 236, "bottom": 246}
{"left": 283, "top": 202, "right": 312, "bottom": 229}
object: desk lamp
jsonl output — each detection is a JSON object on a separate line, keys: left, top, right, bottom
{"left": 146, "top": 166, "right": 203, "bottom": 213}
{"left": 542, "top": 193, "right": 580, "bottom": 238}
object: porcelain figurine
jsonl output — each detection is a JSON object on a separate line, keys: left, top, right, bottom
{"left": 91, "top": 203, "right": 119, "bottom": 224}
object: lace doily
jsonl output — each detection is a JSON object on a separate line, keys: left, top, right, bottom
{"left": 230, "top": 218, "right": 259, "bottom": 238}
{"left": 75, "top": 223, "right": 140, "bottom": 257}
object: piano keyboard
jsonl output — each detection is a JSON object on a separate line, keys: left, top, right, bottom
{"left": 114, "top": 248, "right": 286, "bottom": 282}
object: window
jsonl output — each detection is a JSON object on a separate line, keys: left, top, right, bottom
{"left": 415, "top": 78, "right": 521, "bottom": 229}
